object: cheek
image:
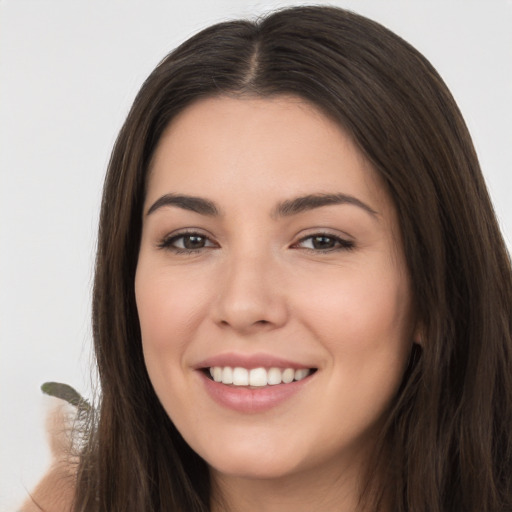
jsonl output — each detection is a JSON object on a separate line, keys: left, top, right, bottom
{"left": 297, "top": 262, "right": 413, "bottom": 377}
{"left": 135, "top": 264, "right": 211, "bottom": 361}
{"left": 134, "top": 263, "right": 213, "bottom": 423}
{"left": 301, "top": 268, "right": 412, "bottom": 434}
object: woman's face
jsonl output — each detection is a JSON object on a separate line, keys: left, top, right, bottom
{"left": 135, "top": 96, "right": 415, "bottom": 484}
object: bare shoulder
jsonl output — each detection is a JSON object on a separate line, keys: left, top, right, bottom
{"left": 19, "top": 464, "right": 75, "bottom": 512}
{"left": 19, "top": 397, "right": 78, "bottom": 512}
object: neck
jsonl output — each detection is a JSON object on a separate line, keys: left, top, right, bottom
{"left": 209, "top": 454, "right": 386, "bottom": 512}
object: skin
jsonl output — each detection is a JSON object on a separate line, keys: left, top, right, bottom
{"left": 135, "top": 95, "right": 416, "bottom": 512}
{"left": 20, "top": 399, "right": 75, "bottom": 512}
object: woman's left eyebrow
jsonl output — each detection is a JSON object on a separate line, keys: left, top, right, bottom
{"left": 272, "top": 193, "right": 379, "bottom": 219}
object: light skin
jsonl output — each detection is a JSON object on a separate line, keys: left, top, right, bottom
{"left": 20, "top": 400, "right": 75, "bottom": 512}
{"left": 135, "top": 95, "right": 416, "bottom": 512}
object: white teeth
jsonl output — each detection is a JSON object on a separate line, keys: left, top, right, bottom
{"left": 232, "top": 367, "right": 249, "bottom": 386}
{"left": 249, "top": 367, "right": 267, "bottom": 387}
{"left": 282, "top": 368, "right": 295, "bottom": 384}
{"left": 294, "top": 368, "right": 310, "bottom": 381}
{"left": 221, "top": 366, "right": 233, "bottom": 385}
{"left": 208, "top": 366, "right": 312, "bottom": 386}
{"left": 267, "top": 367, "right": 282, "bottom": 385}
{"left": 212, "top": 366, "right": 222, "bottom": 382}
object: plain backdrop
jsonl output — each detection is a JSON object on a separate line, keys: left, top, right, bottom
{"left": 1, "top": 1, "right": 511, "bottom": 510}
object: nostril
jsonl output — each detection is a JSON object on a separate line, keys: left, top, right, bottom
{"left": 219, "top": 319, "right": 270, "bottom": 328}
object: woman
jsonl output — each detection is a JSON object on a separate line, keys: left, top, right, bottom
{"left": 22, "top": 5, "right": 512, "bottom": 512}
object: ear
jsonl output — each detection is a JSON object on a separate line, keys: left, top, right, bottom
{"left": 412, "top": 322, "right": 424, "bottom": 347}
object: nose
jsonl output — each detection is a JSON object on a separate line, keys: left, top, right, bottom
{"left": 212, "top": 252, "right": 289, "bottom": 335}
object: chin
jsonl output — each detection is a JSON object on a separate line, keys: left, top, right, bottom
{"left": 209, "top": 456, "right": 301, "bottom": 481}
{"left": 195, "top": 438, "right": 306, "bottom": 481}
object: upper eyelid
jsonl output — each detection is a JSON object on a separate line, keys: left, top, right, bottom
{"left": 293, "top": 229, "right": 354, "bottom": 244}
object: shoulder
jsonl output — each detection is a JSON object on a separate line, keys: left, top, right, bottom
{"left": 19, "top": 397, "right": 77, "bottom": 512}
{"left": 19, "top": 464, "right": 75, "bottom": 512}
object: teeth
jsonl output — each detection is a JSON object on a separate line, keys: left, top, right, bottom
{"left": 282, "top": 368, "right": 295, "bottom": 384}
{"left": 294, "top": 368, "right": 310, "bottom": 381}
{"left": 267, "top": 367, "right": 282, "bottom": 385}
{"left": 222, "top": 366, "right": 233, "bottom": 384}
{"left": 212, "top": 366, "right": 222, "bottom": 382}
{"left": 232, "top": 367, "right": 249, "bottom": 386}
{"left": 208, "top": 366, "right": 312, "bottom": 386}
{"left": 249, "top": 368, "right": 267, "bottom": 387}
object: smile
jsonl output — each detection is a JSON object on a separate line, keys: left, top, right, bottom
{"left": 201, "top": 368, "right": 316, "bottom": 413}
{"left": 208, "top": 366, "right": 313, "bottom": 387}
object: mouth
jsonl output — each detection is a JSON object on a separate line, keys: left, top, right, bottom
{"left": 203, "top": 366, "right": 317, "bottom": 387}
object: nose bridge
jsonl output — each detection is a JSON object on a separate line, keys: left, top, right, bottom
{"left": 214, "top": 242, "right": 287, "bottom": 332}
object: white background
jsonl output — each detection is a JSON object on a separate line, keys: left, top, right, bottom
{"left": 1, "top": 1, "right": 511, "bottom": 510}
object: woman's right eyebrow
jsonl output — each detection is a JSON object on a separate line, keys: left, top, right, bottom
{"left": 146, "top": 193, "right": 219, "bottom": 217}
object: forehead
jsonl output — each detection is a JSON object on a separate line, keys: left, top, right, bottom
{"left": 146, "top": 95, "right": 392, "bottom": 217}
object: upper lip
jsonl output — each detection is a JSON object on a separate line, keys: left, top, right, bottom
{"left": 194, "top": 352, "right": 315, "bottom": 370}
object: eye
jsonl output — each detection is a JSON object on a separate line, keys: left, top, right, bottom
{"left": 158, "top": 232, "right": 217, "bottom": 253}
{"left": 294, "top": 234, "right": 354, "bottom": 252}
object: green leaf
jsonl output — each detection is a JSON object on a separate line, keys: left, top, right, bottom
{"left": 41, "top": 382, "right": 91, "bottom": 412}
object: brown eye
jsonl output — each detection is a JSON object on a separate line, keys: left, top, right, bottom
{"left": 311, "top": 235, "right": 337, "bottom": 250}
{"left": 181, "top": 234, "right": 207, "bottom": 249}
{"left": 296, "top": 234, "right": 355, "bottom": 252}
{"left": 158, "top": 232, "right": 216, "bottom": 252}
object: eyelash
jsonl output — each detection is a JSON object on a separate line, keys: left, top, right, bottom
{"left": 158, "top": 231, "right": 355, "bottom": 254}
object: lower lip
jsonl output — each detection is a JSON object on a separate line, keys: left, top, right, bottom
{"left": 199, "top": 371, "right": 313, "bottom": 413}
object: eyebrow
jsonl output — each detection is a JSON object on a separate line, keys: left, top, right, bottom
{"left": 146, "top": 192, "right": 378, "bottom": 219}
{"left": 146, "top": 193, "right": 219, "bottom": 216}
{"left": 272, "top": 193, "right": 378, "bottom": 219}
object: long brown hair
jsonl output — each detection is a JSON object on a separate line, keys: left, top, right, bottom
{"left": 75, "top": 6, "right": 512, "bottom": 511}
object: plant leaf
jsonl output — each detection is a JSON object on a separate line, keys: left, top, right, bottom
{"left": 41, "top": 382, "right": 91, "bottom": 412}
